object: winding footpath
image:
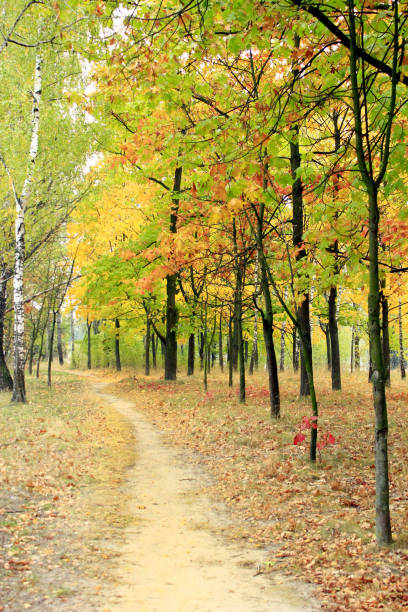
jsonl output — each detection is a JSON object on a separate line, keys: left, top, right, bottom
{"left": 90, "top": 380, "right": 319, "bottom": 612}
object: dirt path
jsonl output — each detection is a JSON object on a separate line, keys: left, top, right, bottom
{"left": 91, "top": 381, "right": 319, "bottom": 612}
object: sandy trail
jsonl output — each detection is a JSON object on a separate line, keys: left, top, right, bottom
{"left": 91, "top": 381, "right": 319, "bottom": 612}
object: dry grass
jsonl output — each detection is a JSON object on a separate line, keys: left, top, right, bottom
{"left": 106, "top": 365, "right": 408, "bottom": 611}
{"left": 0, "top": 372, "right": 135, "bottom": 611}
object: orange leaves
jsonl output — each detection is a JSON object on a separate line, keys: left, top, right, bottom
{"left": 120, "top": 249, "right": 136, "bottom": 261}
{"left": 212, "top": 181, "right": 227, "bottom": 202}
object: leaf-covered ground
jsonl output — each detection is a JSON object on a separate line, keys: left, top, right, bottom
{"left": 107, "top": 367, "right": 408, "bottom": 612}
{"left": 0, "top": 373, "right": 135, "bottom": 611}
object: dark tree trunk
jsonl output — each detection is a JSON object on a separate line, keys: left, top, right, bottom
{"left": 244, "top": 339, "right": 248, "bottom": 363}
{"left": 187, "top": 332, "right": 194, "bottom": 375}
{"left": 199, "top": 331, "right": 204, "bottom": 370}
{"left": 164, "top": 273, "right": 177, "bottom": 380}
{"left": 164, "top": 165, "right": 182, "bottom": 381}
{"left": 292, "top": 327, "right": 299, "bottom": 372}
{"left": 381, "top": 282, "right": 390, "bottom": 386}
{"left": 145, "top": 316, "right": 150, "bottom": 376}
{"left": 231, "top": 312, "right": 239, "bottom": 372}
{"left": 399, "top": 300, "right": 405, "bottom": 379}
{"left": 262, "top": 314, "right": 280, "bottom": 418}
{"left": 325, "top": 326, "right": 331, "bottom": 371}
{"left": 298, "top": 296, "right": 312, "bottom": 397}
{"left": 218, "top": 314, "right": 224, "bottom": 372}
{"left": 115, "top": 318, "right": 121, "bottom": 372}
{"left": 48, "top": 312, "right": 56, "bottom": 387}
{"left": 232, "top": 219, "right": 245, "bottom": 404}
{"left": 350, "top": 327, "right": 355, "bottom": 373}
{"left": 57, "top": 311, "right": 64, "bottom": 366}
{"left": 151, "top": 333, "right": 157, "bottom": 369}
{"left": 0, "top": 270, "right": 13, "bottom": 391}
{"left": 329, "top": 287, "right": 341, "bottom": 390}
{"left": 228, "top": 315, "right": 233, "bottom": 387}
{"left": 291, "top": 127, "right": 312, "bottom": 396}
{"left": 87, "top": 319, "right": 92, "bottom": 369}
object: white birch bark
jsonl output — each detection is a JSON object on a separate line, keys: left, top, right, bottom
{"left": 12, "top": 53, "right": 42, "bottom": 402}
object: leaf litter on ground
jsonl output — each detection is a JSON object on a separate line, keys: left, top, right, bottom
{"left": 107, "top": 367, "right": 408, "bottom": 612}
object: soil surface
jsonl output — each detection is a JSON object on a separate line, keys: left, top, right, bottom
{"left": 91, "top": 381, "right": 319, "bottom": 612}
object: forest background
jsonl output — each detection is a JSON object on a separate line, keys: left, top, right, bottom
{"left": 1, "top": 1, "right": 408, "bottom": 610}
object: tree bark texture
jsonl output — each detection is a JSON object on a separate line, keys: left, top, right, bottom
{"left": 57, "top": 311, "right": 63, "bottom": 365}
{"left": 12, "top": 54, "right": 42, "bottom": 402}
{"left": 115, "top": 318, "right": 121, "bottom": 372}
{"left": 0, "top": 267, "right": 13, "bottom": 390}
{"left": 329, "top": 287, "right": 341, "bottom": 389}
{"left": 398, "top": 300, "right": 405, "bottom": 378}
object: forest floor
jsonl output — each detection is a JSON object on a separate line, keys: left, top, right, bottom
{"left": 103, "top": 365, "right": 408, "bottom": 612}
{"left": 1, "top": 366, "right": 407, "bottom": 611}
{"left": 0, "top": 372, "right": 135, "bottom": 611}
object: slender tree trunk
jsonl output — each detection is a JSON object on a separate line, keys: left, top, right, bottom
{"left": 87, "top": 319, "right": 92, "bottom": 370}
{"left": 279, "top": 320, "right": 286, "bottom": 372}
{"left": 292, "top": 328, "right": 299, "bottom": 372}
{"left": 187, "top": 332, "right": 194, "bottom": 375}
{"left": 350, "top": 327, "right": 355, "bottom": 373}
{"left": 145, "top": 315, "right": 150, "bottom": 376}
{"left": 199, "top": 331, "right": 204, "bottom": 370}
{"left": 354, "top": 330, "right": 360, "bottom": 370}
{"left": 291, "top": 123, "right": 312, "bottom": 397}
{"left": 151, "top": 332, "right": 157, "bottom": 368}
{"left": 0, "top": 268, "right": 13, "bottom": 390}
{"left": 48, "top": 311, "right": 56, "bottom": 387}
{"left": 381, "top": 280, "right": 390, "bottom": 386}
{"left": 70, "top": 309, "right": 75, "bottom": 362}
{"left": 231, "top": 310, "right": 239, "bottom": 372}
{"left": 115, "top": 318, "right": 121, "bottom": 372}
{"left": 398, "top": 300, "right": 405, "bottom": 378}
{"left": 228, "top": 314, "right": 233, "bottom": 387}
{"left": 57, "top": 311, "right": 63, "bottom": 366}
{"left": 244, "top": 339, "right": 248, "bottom": 363}
{"left": 325, "top": 327, "right": 331, "bottom": 371}
{"left": 12, "top": 55, "right": 42, "bottom": 402}
{"left": 164, "top": 165, "right": 182, "bottom": 381}
{"left": 348, "top": 0, "right": 393, "bottom": 544}
{"left": 329, "top": 287, "right": 341, "bottom": 389}
{"left": 218, "top": 314, "right": 224, "bottom": 372}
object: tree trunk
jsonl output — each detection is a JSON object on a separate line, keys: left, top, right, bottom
{"left": 57, "top": 311, "right": 63, "bottom": 366}
{"left": 354, "top": 330, "right": 360, "bottom": 370}
{"left": 70, "top": 309, "right": 75, "bottom": 362}
{"left": 164, "top": 165, "right": 182, "bottom": 381}
{"left": 279, "top": 320, "right": 286, "bottom": 372}
{"left": 48, "top": 311, "right": 56, "bottom": 387}
{"left": 228, "top": 315, "right": 233, "bottom": 387}
{"left": 329, "top": 287, "right": 341, "bottom": 389}
{"left": 87, "top": 319, "right": 92, "bottom": 369}
{"left": 0, "top": 268, "right": 13, "bottom": 390}
{"left": 199, "top": 331, "right": 204, "bottom": 370}
{"left": 145, "top": 315, "right": 150, "bottom": 376}
{"left": 12, "top": 54, "right": 42, "bottom": 403}
{"left": 298, "top": 296, "right": 312, "bottom": 397}
{"left": 350, "top": 327, "right": 355, "bottom": 373}
{"left": 381, "top": 280, "right": 390, "bottom": 386}
{"left": 291, "top": 124, "right": 312, "bottom": 397}
{"left": 325, "top": 327, "right": 331, "bottom": 371}
{"left": 398, "top": 300, "right": 405, "bottom": 378}
{"left": 292, "top": 328, "right": 299, "bottom": 372}
{"left": 187, "top": 332, "right": 194, "bottom": 375}
{"left": 151, "top": 332, "right": 157, "bottom": 368}
{"left": 115, "top": 318, "right": 121, "bottom": 372}
{"left": 218, "top": 314, "right": 223, "bottom": 372}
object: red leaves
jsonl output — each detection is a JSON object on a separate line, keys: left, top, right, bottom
{"left": 293, "top": 416, "right": 335, "bottom": 451}
{"left": 293, "top": 432, "right": 306, "bottom": 445}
